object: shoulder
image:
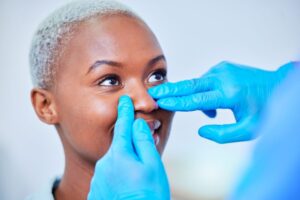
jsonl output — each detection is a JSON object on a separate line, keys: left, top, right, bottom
{"left": 25, "top": 177, "right": 60, "bottom": 200}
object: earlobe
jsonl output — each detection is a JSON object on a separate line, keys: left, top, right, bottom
{"left": 31, "top": 88, "right": 59, "bottom": 124}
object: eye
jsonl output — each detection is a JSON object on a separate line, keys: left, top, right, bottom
{"left": 98, "top": 75, "right": 120, "bottom": 86}
{"left": 148, "top": 69, "right": 167, "bottom": 83}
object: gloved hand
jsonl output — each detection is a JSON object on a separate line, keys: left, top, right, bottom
{"left": 88, "top": 96, "right": 170, "bottom": 200}
{"left": 149, "top": 61, "right": 296, "bottom": 143}
{"left": 229, "top": 66, "right": 300, "bottom": 200}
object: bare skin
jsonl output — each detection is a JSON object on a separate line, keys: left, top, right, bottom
{"left": 31, "top": 14, "right": 174, "bottom": 200}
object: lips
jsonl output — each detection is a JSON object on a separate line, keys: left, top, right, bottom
{"left": 145, "top": 119, "right": 161, "bottom": 146}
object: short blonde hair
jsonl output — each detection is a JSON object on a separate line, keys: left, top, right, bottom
{"left": 29, "top": 0, "right": 140, "bottom": 89}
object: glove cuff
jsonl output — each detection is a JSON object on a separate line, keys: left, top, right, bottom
{"left": 115, "top": 190, "right": 170, "bottom": 200}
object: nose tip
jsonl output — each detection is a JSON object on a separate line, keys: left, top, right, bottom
{"left": 131, "top": 90, "right": 158, "bottom": 113}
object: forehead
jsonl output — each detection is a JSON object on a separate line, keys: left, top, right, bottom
{"left": 60, "top": 15, "right": 162, "bottom": 67}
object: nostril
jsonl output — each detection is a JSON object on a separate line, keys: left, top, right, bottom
{"left": 133, "top": 95, "right": 158, "bottom": 113}
{"left": 154, "top": 101, "right": 158, "bottom": 110}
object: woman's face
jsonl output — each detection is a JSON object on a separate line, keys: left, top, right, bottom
{"left": 53, "top": 15, "right": 174, "bottom": 164}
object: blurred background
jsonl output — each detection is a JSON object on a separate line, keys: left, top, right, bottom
{"left": 0, "top": 0, "right": 300, "bottom": 199}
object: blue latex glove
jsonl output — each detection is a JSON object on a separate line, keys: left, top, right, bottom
{"left": 229, "top": 66, "right": 300, "bottom": 200}
{"left": 88, "top": 96, "right": 170, "bottom": 200}
{"left": 149, "top": 61, "right": 296, "bottom": 143}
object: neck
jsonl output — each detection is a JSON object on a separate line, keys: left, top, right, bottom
{"left": 55, "top": 157, "right": 94, "bottom": 200}
{"left": 54, "top": 134, "right": 95, "bottom": 200}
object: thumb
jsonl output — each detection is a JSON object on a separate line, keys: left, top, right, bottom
{"left": 132, "top": 118, "right": 161, "bottom": 164}
{"left": 198, "top": 117, "right": 258, "bottom": 144}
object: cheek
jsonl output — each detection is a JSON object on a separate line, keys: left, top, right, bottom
{"left": 57, "top": 94, "right": 119, "bottom": 163}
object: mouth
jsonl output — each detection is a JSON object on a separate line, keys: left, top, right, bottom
{"left": 145, "top": 119, "right": 161, "bottom": 146}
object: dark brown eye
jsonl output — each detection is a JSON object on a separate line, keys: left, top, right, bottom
{"left": 98, "top": 75, "right": 120, "bottom": 86}
{"left": 148, "top": 70, "right": 167, "bottom": 83}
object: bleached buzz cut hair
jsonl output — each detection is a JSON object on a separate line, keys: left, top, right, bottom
{"left": 29, "top": 0, "right": 141, "bottom": 89}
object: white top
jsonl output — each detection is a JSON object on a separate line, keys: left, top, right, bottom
{"left": 25, "top": 178, "right": 178, "bottom": 200}
{"left": 25, "top": 178, "right": 60, "bottom": 200}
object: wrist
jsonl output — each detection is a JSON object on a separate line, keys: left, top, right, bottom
{"left": 115, "top": 190, "right": 169, "bottom": 200}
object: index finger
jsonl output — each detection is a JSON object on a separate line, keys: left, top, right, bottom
{"left": 148, "top": 77, "right": 215, "bottom": 99}
{"left": 111, "top": 95, "right": 135, "bottom": 153}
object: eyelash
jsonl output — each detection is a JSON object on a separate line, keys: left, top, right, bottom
{"left": 97, "top": 69, "right": 167, "bottom": 87}
{"left": 97, "top": 74, "right": 121, "bottom": 87}
{"left": 148, "top": 69, "right": 167, "bottom": 84}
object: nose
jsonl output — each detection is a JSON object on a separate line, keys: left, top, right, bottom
{"left": 128, "top": 84, "right": 158, "bottom": 114}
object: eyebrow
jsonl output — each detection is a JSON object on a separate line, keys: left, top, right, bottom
{"left": 86, "top": 54, "right": 166, "bottom": 75}
{"left": 147, "top": 55, "right": 166, "bottom": 68}
{"left": 86, "top": 60, "right": 122, "bottom": 75}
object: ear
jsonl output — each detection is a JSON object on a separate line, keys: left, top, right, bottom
{"left": 31, "top": 88, "right": 59, "bottom": 125}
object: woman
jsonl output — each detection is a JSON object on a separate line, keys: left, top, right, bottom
{"left": 28, "top": 0, "right": 174, "bottom": 199}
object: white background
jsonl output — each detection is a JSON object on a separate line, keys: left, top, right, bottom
{"left": 0, "top": 0, "right": 300, "bottom": 199}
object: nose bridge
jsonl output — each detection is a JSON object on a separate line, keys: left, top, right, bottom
{"left": 127, "top": 81, "right": 157, "bottom": 113}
